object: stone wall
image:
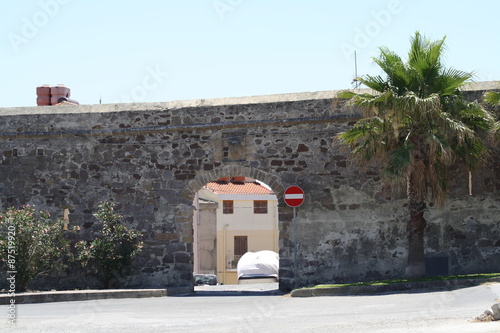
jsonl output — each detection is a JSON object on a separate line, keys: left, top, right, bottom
{"left": 0, "top": 85, "right": 499, "bottom": 291}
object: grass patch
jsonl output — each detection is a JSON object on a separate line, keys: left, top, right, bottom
{"left": 310, "top": 272, "right": 500, "bottom": 289}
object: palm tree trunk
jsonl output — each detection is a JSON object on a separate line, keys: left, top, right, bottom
{"left": 405, "top": 199, "right": 427, "bottom": 277}
{"left": 405, "top": 168, "right": 427, "bottom": 277}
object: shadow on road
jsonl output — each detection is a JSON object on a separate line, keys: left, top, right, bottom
{"left": 190, "top": 289, "right": 285, "bottom": 297}
{"left": 185, "top": 282, "right": 286, "bottom": 297}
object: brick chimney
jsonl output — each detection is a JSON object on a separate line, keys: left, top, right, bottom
{"left": 36, "top": 84, "right": 51, "bottom": 106}
{"left": 36, "top": 84, "right": 79, "bottom": 105}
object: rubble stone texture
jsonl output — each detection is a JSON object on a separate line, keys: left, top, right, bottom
{"left": 0, "top": 87, "right": 499, "bottom": 291}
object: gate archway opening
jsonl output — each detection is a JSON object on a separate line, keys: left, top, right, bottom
{"left": 192, "top": 175, "right": 280, "bottom": 285}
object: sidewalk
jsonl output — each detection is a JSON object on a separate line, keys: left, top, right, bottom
{"left": 291, "top": 277, "right": 500, "bottom": 297}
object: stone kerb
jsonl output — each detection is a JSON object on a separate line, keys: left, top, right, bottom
{"left": 0, "top": 288, "right": 192, "bottom": 305}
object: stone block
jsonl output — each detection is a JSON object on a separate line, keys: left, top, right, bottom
{"left": 491, "top": 303, "right": 500, "bottom": 321}
{"left": 174, "top": 252, "right": 191, "bottom": 264}
{"left": 154, "top": 233, "right": 178, "bottom": 241}
{"left": 182, "top": 236, "right": 194, "bottom": 243}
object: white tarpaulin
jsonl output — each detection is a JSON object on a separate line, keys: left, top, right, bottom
{"left": 237, "top": 250, "right": 279, "bottom": 280}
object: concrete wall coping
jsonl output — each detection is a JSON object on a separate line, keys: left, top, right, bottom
{"left": 1, "top": 81, "right": 497, "bottom": 117}
{"left": 0, "top": 90, "right": 353, "bottom": 116}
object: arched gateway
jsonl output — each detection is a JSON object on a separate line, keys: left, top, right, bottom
{"left": 0, "top": 84, "right": 499, "bottom": 291}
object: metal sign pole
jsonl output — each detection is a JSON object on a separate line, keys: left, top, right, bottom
{"left": 284, "top": 186, "right": 304, "bottom": 290}
{"left": 293, "top": 206, "right": 297, "bottom": 289}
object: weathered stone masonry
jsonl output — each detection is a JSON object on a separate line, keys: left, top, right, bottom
{"left": 0, "top": 86, "right": 499, "bottom": 291}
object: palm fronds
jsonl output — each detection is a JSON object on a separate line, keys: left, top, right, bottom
{"left": 337, "top": 31, "right": 495, "bottom": 204}
{"left": 484, "top": 91, "right": 500, "bottom": 105}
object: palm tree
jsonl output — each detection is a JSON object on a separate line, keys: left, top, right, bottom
{"left": 484, "top": 91, "right": 500, "bottom": 138}
{"left": 338, "top": 32, "right": 495, "bottom": 278}
{"left": 484, "top": 91, "right": 500, "bottom": 106}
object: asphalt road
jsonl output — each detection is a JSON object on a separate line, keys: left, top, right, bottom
{"left": 2, "top": 283, "right": 500, "bottom": 333}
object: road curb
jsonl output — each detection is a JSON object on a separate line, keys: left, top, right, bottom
{"left": 0, "top": 287, "right": 192, "bottom": 304}
{"left": 291, "top": 277, "right": 500, "bottom": 297}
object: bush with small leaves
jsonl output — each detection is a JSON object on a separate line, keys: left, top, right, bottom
{"left": 0, "top": 205, "right": 69, "bottom": 292}
{"left": 76, "top": 201, "right": 143, "bottom": 288}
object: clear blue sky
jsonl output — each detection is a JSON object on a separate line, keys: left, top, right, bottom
{"left": 1, "top": 0, "right": 499, "bottom": 107}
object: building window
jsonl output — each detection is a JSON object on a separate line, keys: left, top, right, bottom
{"left": 234, "top": 236, "right": 248, "bottom": 256}
{"left": 223, "top": 200, "right": 234, "bottom": 214}
{"left": 254, "top": 200, "right": 267, "bottom": 214}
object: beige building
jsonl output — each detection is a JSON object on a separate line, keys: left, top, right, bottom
{"left": 193, "top": 177, "right": 279, "bottom": 284}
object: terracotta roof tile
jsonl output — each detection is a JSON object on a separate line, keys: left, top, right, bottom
{"left": 204, "top": 181, "right": 274, "bottom": 195}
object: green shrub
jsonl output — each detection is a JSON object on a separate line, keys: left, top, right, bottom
{"left": 76, "top": 201, "right": 143, "bottom": 288}
{"left": 0, "top": 205, "right": 68, "bottom": 292}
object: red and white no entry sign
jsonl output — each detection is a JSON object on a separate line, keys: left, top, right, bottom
{"left": 284, "top": 186, "right": 304, "bottom": 207}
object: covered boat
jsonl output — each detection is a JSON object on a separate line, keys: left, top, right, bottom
{"left": 237, "top": 250, "right": 279, "bottom": 284}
